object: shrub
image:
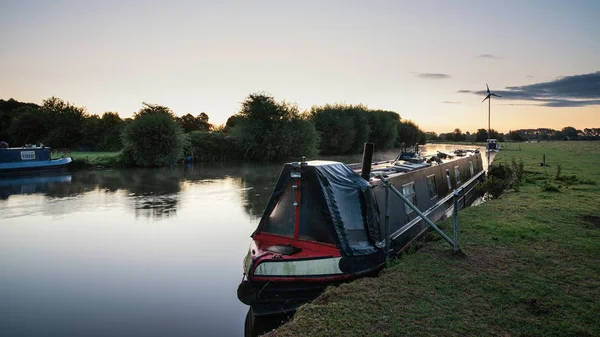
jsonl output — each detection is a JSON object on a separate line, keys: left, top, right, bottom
{"left": 188, "top": 131, "right": 242, "bottom": 162}
{"left": 542, "top": 181, "right": 561, "bottom": 192}
{"left": 121, "top": 103, "right": 187, "bottom": 167}
{"left": 512, "top": 158, "right": 525, "bottom": 185}
{"left": 477, "top": 175, "right": 506, "bottom": 199}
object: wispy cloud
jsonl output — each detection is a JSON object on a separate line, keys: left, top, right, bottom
{"left": 477, "top": 54, "right": 501, "bottom": 60}
{"left": 416, "top": 73, "right": 451, "bottom": 79}
{"left": 457, "top": 71, "right": 600, "bottom": 108}
{"left": 442, "top": 101, "right": 461, "bottom": 104}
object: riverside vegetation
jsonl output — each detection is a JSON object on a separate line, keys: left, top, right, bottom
{"left": 1, "top": 94, "right": 426, "bottom": 167}
{"left": 266, "top": 141, "right": 600, "bottom": 337}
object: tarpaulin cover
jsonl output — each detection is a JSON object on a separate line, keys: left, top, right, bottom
{"left": 255, "top": 161, "right": 380, "bottom": 256}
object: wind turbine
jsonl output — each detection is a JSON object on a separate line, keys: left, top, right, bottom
{"left": 482, "top": 84, "right": 501, "bottom": 142}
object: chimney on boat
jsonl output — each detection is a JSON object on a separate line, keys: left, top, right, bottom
{"left": 361, "top": 142, "right": 375, "bottom": 181}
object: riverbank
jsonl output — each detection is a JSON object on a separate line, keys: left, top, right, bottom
{"left": 53, "top": 151, "right": 121, "bottom": 168}
{"left": 267, "top": 141, "right": 600, "bottom": 336}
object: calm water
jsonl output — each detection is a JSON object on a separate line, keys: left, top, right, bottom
{"left": 0, "top": 144, "right": 490, "bottom": 337}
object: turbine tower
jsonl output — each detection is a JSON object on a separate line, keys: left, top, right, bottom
{"left": 481, "top": 83, "right": 501, "bottom": 141}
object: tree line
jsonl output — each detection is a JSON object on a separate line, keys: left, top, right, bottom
{"left": 0, "top": 93, "right": 426, "bottom": 166}
{"left": 426, "top": 126, "right": 599, "bottom": 143}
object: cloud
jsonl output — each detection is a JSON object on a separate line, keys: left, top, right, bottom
{"left": 477, "top": 54, "right": 501, "bottom": 60}
{"left": 442, "top": 101, "right": 461, "bottom": 104}
{"left": 416, "top": 73, "right": 451, "bottom": 79}
{"left": 458, "top": 71, "right": 600, "bottom": 107}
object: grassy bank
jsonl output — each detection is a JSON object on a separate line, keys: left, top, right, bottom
{"left": 53, "top": 151, "right": 121, "bottom": 168}
{"left": 268, "top": 141, "right": 600, "bottom": 336}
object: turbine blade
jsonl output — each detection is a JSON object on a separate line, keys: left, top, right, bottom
{"left": 491, "top": 93, "right": 501, "bottom": 97}
{"left": 482, "top": 94, "right": 491, "bottom": 103}
{"left": 486, "top": 83, "right": 490, "bottom": 94}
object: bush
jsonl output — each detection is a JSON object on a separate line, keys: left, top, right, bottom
{"left": 121, "top": 103, "right": 187, "bottom": 167}
{"left": 477, "top": 175, "right": 506, "bottom": 199}
{"left": 188, "top": 131, "right": 241, "bottom": 162}
{"left": 542, "top": 181, "right": 561, "bottom": 192}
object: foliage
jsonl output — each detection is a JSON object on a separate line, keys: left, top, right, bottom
{"left": 479, "top": 158, "right": 525, "bottom": 199}
{"left": 177, "top": 112, "right": 211, "bottom": 133}
{"left": 309, "top": 104, "right": 425, "bottom": 155}
{"left": 121, "top": 103, "right": 187, "bottom": 167}
{"left": 188, "top": 131, "right": 241, "bottom": 162}
{"left": 508, "top": 130, "right": 526, "bottom": 142}
{"left": 477, "top": 175, "right": 506, "bottom": 199}
{"left": 42, "top": 97, "right": 88, "bottom": 148}
{"left": 230, "top": 93, "right": 318, "bottom": 161}
{"left": 541, "top": 180, "right": 561, "bottom": 192}
{"left": 309, "top": 104, "right": 368, "bottom": 155}
{"left": 8, "top": 106, "right": 46, "bottom": 145}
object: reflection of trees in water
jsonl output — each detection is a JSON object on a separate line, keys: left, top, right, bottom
{"left": 238, "top": 164, "right": 281, "bottom": 220}
{"left": 1, "top": 162, "right": 285, "bottom": 219}
{"left": 124, "top": 168, "right": 182, "bottom": 219}
{"left": 176, "top": 162, "right": 281, "bottom": 220}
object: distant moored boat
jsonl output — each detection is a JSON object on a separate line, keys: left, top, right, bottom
{"left": 0, "top": 145, "right": 72, "bottom": 176}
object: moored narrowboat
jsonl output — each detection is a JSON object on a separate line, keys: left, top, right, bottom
{"left": 237, "top": 145, "right": 485, "bottom": 315}
{"left": 0, "top": 146, "right": 72, "bottom": 176}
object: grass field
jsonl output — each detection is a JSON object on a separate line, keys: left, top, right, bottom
{"left": 53, "top": 151, "right": 120, "bottom": 167}
{"left": 268, "top": 141, "right": 600, "bottom": 337}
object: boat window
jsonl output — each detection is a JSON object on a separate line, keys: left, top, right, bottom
{"left": 469, "top": 161, "right": 474, "bottom": 177}
{"left": 446, "top": 169, "right": 452, "bottom": 189}
{"left": 20, "top": 151, "right": 35, "bottom": 160}
{"left": 426, "top": 174, "right": 437, "bottom": 199}
{"left": 261, "top": 181, "right": 296, "bottom": 238}
{"left": 402, "top": 182, "right": 416, "bottom": 214}
{"left": 454, "top": 166, "right": 461, "bottom": 184}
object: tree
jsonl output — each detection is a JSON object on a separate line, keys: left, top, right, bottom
{"left": 424, "top": 132, "right": 439, "bottom": 141}
{"left": 368, "top": 110, "right": 400, "bottom": 150}
{"left": 398, "top": 120, "right": 425, "bottom": 145}
{"left": 8, "top": 106, "right": 46, "bottom": 145}
{"left": 561, "top": 126, "right": 578, "bottom": 140}
{"left": 508, "top": 130, "right": 525, "bottom": 142}
{"left": 41, "top": 97, "right": 88, "bottom": 148}
{"left": 230, "top": 93, "right": 318, "bottom": 161}
{"left": 475, "top": 129, "right": 488, "bottom": 142}
{"left": 309, "top": 104, "right": 359, "bottom": 155}
{"left": 121, "top": 103, "right": 187, "bottom": 167}
{"left": 177, "top": 112, "right": 211, "bottom": 133}
{"left": 96, "top": 112, "right": 125, "bottom": 151}
{"left": 452, "top": 128, "right": 466, "bottom": 141}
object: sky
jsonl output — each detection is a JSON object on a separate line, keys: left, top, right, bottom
{"left": 1, "top": 0, "right": 599, "bottom": 133}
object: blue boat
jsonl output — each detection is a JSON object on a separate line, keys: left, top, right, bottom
{"left": 0, "top": 146, "right": 72, "bottom": 176}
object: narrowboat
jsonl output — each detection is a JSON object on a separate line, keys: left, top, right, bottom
{"left": 0, "top": 146, "right": 72, "bottom": 176}
{"left": 486, "top": 139, "right": 500, "bottom": 152}
{"left": 237, "top": 144, "right": 485, "bottom": 315}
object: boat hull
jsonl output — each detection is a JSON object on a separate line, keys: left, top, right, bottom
{"left": 0, "top": 157, "right": 72, "bottom": 176}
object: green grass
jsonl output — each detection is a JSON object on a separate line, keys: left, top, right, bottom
{"left": 268, "top": 141, "right": 600, "bottom": 337}
{"left": 53, "top": 151, "right": 121, "bottom": 167}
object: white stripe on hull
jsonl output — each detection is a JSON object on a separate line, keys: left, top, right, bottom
{"left": 254, "top": 257, "right": 343, "bottom": 276}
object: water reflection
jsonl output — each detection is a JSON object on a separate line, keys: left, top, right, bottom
{"left": 244, "top": 309, "right": 293, "bottom": 337}
{"left": 0, "top": 173, "right": 72, "bottom": 200}
{"left": 0, "top": 164, "right": 284, "bottom": 220}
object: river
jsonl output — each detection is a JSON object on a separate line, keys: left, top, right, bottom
{"left": 0, "top": 144, "right": 492, "bottom": 337}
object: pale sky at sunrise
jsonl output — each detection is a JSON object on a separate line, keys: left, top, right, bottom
{"left": 1, "top": 0, "right": 599, "bottom": 133}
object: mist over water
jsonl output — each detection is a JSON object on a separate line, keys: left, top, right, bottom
{"left": 0, "top": 144, "right": 488, "bottom": 336}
